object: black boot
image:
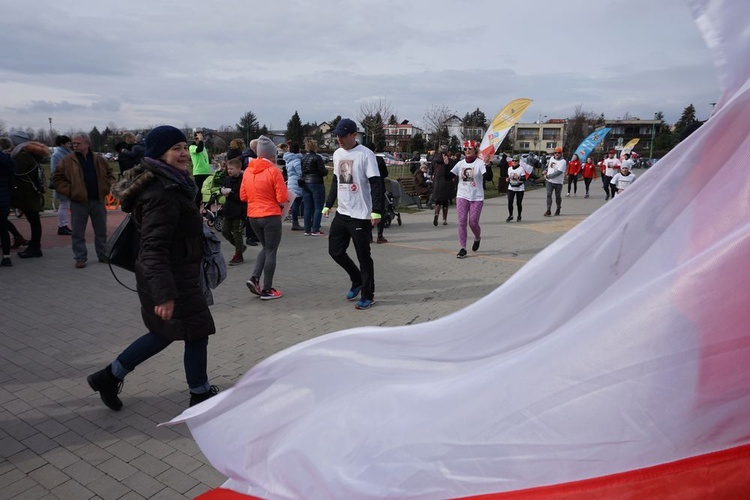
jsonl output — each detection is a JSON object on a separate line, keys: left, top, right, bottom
{"left": 10, "top": 236, "right": 28, "bottom": 249}
{"left": 189, "top": 385, "right": 219, "bottom": 407}
{"left": 87, "top": 365, "right": 123, "bottom": 411}
{"left": 18, "top": 246, "right": 43, "bottom": 258}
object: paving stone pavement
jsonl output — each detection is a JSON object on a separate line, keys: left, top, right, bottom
{"left": 1, "top": 186, "right": 608, "bottom": 499}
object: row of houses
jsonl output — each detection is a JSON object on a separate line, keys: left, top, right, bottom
{"left": 298, "top": 116, "right": 661, "bottom": 159}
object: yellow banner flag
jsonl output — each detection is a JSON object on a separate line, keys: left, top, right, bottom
{"left": 478, "top": 98, "right": 533, "bottom": 162}
{"left": 621, "top": 138, "right": 640, "bottom": 156}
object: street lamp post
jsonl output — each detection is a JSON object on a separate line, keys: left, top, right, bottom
{"left": 538, "top": 114, "right": 547, "bottom": 155}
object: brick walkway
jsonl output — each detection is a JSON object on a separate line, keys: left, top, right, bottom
{"left": 0, "top": 187, "right": 607, "bottom": 499}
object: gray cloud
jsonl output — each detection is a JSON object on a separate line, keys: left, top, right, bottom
{"left": 0, "top": 0, "right": 721, "bottom": 132}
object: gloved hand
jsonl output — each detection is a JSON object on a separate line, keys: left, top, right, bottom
{"left": 322, "top": 207, "right": 330, "bottom": 217}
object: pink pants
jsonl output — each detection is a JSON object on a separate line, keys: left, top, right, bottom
{"left": 456, "top": 198, "right": 483, "bottom": 249}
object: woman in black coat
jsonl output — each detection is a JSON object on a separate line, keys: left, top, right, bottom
{"left": 431, "top": 147, "right": 457, "bottom": 226}
{"left": 87, "top": 126, "right": 218, "bottom": 411}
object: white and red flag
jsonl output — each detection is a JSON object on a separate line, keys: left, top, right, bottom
{"left": 166, "top": 0, "right": 750, "bottom": 497}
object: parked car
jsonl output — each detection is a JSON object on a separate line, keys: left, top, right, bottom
{"left": 318, "top": 153, "right": 332, "bottom": 162}
{"left": 376, "top": 152, "right": 404, "bottom": 166}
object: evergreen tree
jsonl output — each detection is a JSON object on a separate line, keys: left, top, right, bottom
{"left": 673, "top": 104, "right": 698, "bottom": 141}
{"left": 462, "top": 108, "right": 488, "bottom": 128}
{"left": 236, "top": 111, "right": 261, "bottom": 144}
{"left": 89, "top": 126, "right": 102, "bottom": 152}
{"left": 410, "top": 132, "right": 426, "bottom": 153}
{"left": 652, "top": 111, "right": 675, "bottom": 157}
{"left": 286, "top": 111, "right": 304, "bottom": 145}
{"left": 449, "top": 135, "right": 461, "bottom": 153}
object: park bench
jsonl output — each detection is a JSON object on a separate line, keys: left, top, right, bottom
{"left": 397, "top": 177, "right": 430, "bottom": 209}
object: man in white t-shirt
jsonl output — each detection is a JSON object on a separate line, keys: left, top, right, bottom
{"left": 543, "top": 147, "right": 567, "bottom": 216}
{"left": 323, "top": 118, "right": 384, "bottom": 310}
{"left": 601, "top": 149, "right": 621, "bottom": 200}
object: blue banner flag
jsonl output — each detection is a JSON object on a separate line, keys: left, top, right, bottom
{"left": 574, "top": 127, "right": 611, "bottom": 161}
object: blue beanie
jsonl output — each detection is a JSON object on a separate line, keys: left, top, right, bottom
{"left": 145, "top": 126, "right": 188, "bottom": 159}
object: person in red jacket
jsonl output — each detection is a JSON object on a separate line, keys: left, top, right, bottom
{"left": 566, "top": 153, "right": 581, "bottom": 197}
{"left": 240, "top": 136, "right": 289, "bottom": 300}
{"left": 580, "top": 156, "right": 598, "bottom": 198}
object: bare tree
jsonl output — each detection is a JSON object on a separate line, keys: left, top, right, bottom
{"left": 423, "top": 104, "right": 454, "bottom": 149}
{"left": 358, "top": 98, "right": 393, "bottom": 125}
{"left": 564, "top": 104, "right": 598, "bottom": 155}
{"left": 358, "top": 98, "right": 393, "bottom": 149}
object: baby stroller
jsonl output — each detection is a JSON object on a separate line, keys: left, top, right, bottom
{"left": 201, "top": 171, "right": 226, "bottom": 232}
{"left": 382, "top": 190, "right": 401, "bottom": 228}
{"left": 202, "top": 191, "right": 225, "bottom": 232}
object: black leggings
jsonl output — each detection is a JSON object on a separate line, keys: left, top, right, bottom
{"left": 567, "top": 174, "right": 578, "bottom": 194}
{"left": 583, "top": 177, "right": 593, "bottom": 193}
{"left": 507, "top": 190, "right": 524, "bottom": 216}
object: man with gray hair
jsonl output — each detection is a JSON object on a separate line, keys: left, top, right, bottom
{"left": 53, "top": 132, "right": 116, "bottom": 268}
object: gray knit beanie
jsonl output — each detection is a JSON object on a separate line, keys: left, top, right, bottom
{"left": 9, "top": 130, "right": 32, "bottom": 146}
{"left": 255, "top": 136, "right": 277, "bottom": 160}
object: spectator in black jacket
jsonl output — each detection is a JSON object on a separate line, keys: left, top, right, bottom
{"left": 220, "top": 156, "right": 248, "bottom": 265}
{"left": 115, "top": 132, "right": 144, "bottom": 176}
{"left": 300, "top": 139, "right": 328, "bottom": 235}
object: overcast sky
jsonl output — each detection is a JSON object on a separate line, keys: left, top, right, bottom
{"left": 0, "top": 0, "right": 719, "bottom": 136}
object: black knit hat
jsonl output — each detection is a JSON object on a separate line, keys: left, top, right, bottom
{"left": 145, "top": 126, "right": 187, "bottom": 159}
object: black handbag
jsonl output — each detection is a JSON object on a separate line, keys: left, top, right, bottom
{"left": 105, "top": 213, "right": 139, "bottom": 273}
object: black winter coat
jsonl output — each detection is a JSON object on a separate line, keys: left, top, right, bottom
{"left": 113, "top": 161, "right": 215, "bottom": 342}
{"left": 221, "top": 173, "right": 246, "bottom": 219}
{"left": 301, "top": 152, "right": 328, "bottom": 184}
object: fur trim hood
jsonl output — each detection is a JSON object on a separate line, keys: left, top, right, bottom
{"left": 11, "top": 141, "right": 49, "bottom": 160}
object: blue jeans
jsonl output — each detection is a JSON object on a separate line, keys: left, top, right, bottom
{"left": 111, "top": 332, "right": 210, "bottom": 392}
{"left": 302, "top": 183, "right": 325, "bottom": 233}
{"left": 290, "top": 196, "right": 303, "bottom": 225}
{"left": 71, "top": 200, "right": 107, "bottom": 261}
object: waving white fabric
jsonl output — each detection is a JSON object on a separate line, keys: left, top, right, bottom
{"left": 166, "top": 1, "right": 750, "bottom": 498}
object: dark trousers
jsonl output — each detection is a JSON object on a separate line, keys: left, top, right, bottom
{"left": 248, "top": 216, "right": 282, "bottom": 292}
{"left": 245, "top": 218, "right": 259, "bottom": 242}
{"left": 0, "top": 212, "right": 10, "bottom": 255}
{"left": 608, "top": 179, "right": 618, "bottom": 198}
{"left": 545, "top": 182, "right": 562, "bottom": 211}
{"left": 194, "top": 174, "right": 210, "bottom": 206}
{"left": 507, "top": 190, "right": 524, "bottom": 216}
{"left": 602, "top": 174, "right": 612, "bottom": 196}
{"left": 71, "top": 200, "right": 107, "bottom": 261}
{"left": 221, "top": 217, "right": 245, "bottom": 254}
{"left": 113, "top": 332, "right": 209, "bottom": 391}
{"left": 290, "top": 196, "right": 303, "bottom": 225}
{"left": 22, "top": 210, "right": 42, "bottom": 250}
{"left": 302, "top": 183, "right": 326, "bottom": 233}
{"left": 328, "top": 213, "right": 374, "bottom": 300}
{"left": 567, "top": 174, "right": 578, "bottom": 194}
{"left": 583, "top": 177, "right": 593, "bottom": 194}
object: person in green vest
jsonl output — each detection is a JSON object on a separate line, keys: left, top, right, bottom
{"left": 189, "top": 130, "right": 212, "bottom": 204}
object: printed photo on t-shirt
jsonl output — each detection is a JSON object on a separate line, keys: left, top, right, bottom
{"left": 461, "top": 167, "right": 473, "bottom": 182}
{"left": 339, "top": 160, "right": 354, "bottom": 184}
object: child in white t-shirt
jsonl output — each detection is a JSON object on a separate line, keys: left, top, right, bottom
{"left": 610, "top": 163, "right": 636, "bottom": 198}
